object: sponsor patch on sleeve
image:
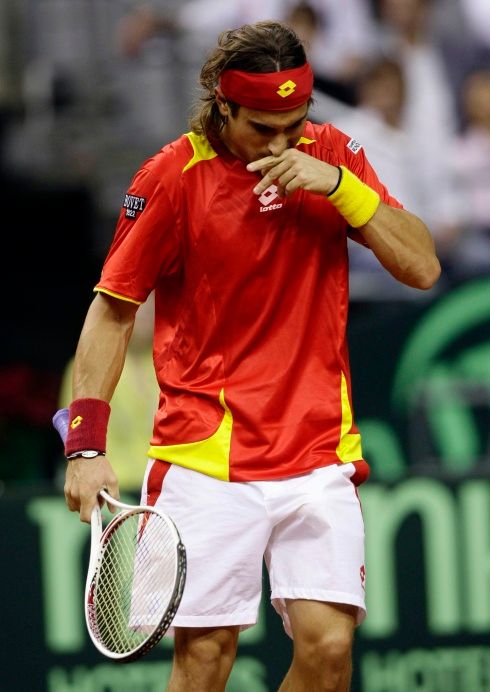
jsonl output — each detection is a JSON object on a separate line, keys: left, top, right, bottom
{"left": 123, "top": 194, "right": 146, "bottom": 219}
{"left": 347, "top": 138, "right": 362, "bottom": 155}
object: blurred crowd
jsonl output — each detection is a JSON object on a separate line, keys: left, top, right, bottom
{"left": 1, "top": 0, "right": 489, "bottom": 283}
{"left": 0, "top": 0, "right": 489, "bottom": 486}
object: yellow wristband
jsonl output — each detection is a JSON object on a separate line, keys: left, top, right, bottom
{"left": 327, "top": 165, "right": 380, "bottom": 228}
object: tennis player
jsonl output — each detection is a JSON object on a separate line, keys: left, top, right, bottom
{"left": 63, "top": 20, "right": 440, "bottom": 692}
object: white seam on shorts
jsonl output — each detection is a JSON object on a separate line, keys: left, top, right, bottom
{"left": 168, "top": 612, "right": 257, "bottom": 631}
{"left": 271, "top": 588, "right": 366, "bottom": 628}
{"left": 272, "top": 587, "right": 364, "bottom": 603}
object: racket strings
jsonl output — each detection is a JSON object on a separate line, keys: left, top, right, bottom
{"left": 90, "top": 510, "right": 179, "bottom": 654}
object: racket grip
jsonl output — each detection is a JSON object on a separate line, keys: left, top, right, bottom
{"left": 52, "top": 408, "right": 70, "bottom": 444}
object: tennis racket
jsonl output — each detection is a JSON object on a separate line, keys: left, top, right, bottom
{"left": 53, "top": 408, "right": 186, "bottom": 662}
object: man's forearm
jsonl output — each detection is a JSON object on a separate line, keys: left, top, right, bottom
{"left": 359, "top": 204, "right": 441, "bottom": 290}
{"left": 72, "top": 293, "right": 138, "bottom": 401}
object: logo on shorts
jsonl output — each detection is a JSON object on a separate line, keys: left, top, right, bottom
{"left": 259, "top": 184, "right": 283, "bottom": 213}
{"left": 123, "top": 194, "right": 146, "bottom": 219}
{"left": 360, "top": 564, "right": 366, "bottom": 590}
{"left": 347, "top": 138, "right": 362, "bottom": 155}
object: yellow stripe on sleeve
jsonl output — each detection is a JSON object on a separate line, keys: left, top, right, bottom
{"left": 94, "top": 287, "right": 143, "bottom": 305}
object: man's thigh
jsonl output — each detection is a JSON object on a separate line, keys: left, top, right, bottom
{"left": 142, "top": 461, "right": 271, "bottom": 632}
{"left": 265, "top": 464, "right": 366, "bottom": 636}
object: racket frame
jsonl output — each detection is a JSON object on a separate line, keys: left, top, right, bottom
{"left": 53, "top": 408, "right": 187, "bottom": 662}
{"left": 85, "top": 491, "right": 186, "bottom": 662}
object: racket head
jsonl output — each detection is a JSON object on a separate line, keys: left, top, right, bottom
{"left": 85, "top": 504, "right": 186, "bottom": 662}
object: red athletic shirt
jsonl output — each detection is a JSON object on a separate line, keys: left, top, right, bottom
{"left": 95, "top": 121, "right": 402, "bottom": 483}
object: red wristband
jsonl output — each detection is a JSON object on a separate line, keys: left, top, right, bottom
{"left": 65, "top": 398, "right": 111, "bottom": 457}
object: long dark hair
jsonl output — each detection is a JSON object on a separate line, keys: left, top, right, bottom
{"left": 189, "top": 21, "right": 308, "bottom": 140}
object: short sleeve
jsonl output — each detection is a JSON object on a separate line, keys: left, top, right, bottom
{"left": 320, "top": 124, "right": 404, "bottom": 245}
{"left": 95, "top": 162, "right": 182, "bottom": 304}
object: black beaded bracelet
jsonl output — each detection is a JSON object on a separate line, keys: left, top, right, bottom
{"left": 327, "top": 166, "right": 343, "bottom": 197}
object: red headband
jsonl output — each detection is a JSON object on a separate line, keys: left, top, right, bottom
{"left": 219, "top": 63, "right": 314, "bottom": 111}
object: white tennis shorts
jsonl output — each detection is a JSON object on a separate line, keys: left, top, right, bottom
{"left": 140, "top": 460, "right": 366, "bottom": 638}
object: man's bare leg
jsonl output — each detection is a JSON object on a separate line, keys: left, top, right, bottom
{"left": 278, "top": 600, "right": 357, "bottom": 692}
{"left": 167, "top": 626, "right": 239, "bottom": 692}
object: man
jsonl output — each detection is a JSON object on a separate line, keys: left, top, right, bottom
{"left": 63, "top": 20, "right": 440, "bottom": 692}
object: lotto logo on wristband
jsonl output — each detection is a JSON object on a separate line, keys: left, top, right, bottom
{"left": 65, "top": 398, "right": 110, "bottom": 457}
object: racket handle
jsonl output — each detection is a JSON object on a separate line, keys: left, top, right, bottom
{"left": 53, "top": 407, "right": 70, "bottom": 444}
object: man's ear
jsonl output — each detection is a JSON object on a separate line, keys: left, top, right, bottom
{"left": 215, "top": 88, "right": 230, "bottom": 117}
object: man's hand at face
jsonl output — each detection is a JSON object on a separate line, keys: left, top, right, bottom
{"left": 247, "top": 149, "right": 341, "bottom": 198}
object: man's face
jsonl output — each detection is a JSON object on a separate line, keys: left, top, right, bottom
{"left": 217, "top": 98, "right": 309, "bottom": 164}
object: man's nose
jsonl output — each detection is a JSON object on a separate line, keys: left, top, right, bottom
{"left": 267, "top": 133, "right": 288, "bottom": 157}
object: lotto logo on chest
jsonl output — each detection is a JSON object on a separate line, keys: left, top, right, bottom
{"left": 259, "top": 184, "right": 283, "bottom": 213}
